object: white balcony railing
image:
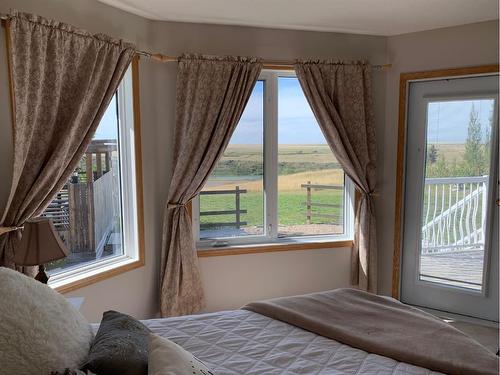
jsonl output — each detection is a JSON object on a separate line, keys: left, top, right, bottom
{"left": 421, "top": 176, "right": 488, "bottom": 254}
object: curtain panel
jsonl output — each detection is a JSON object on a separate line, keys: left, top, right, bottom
{"left": 0, "top": 11, "right": 135, "bottom": 272}
{"left": 161, "top": 54, "right": 262, "bottom": 316}
{"left": 294, "top": 60, "right": 378, "bottom": 292}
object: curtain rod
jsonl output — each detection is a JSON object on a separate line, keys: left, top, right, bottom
{"left": 1, "top": 14, "right": 391, "bottom": 70}
{"left": 139, "top": 51, "right": 392, "bottom": 70}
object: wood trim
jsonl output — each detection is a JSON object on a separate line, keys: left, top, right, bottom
{"left": 391, "top": 64, "right": 500, "bottom": 299}
{"left": 263, "top": 64, "right": 295, "bottom": 71}
{"left": 56, "top": 56, "right": 146, "bottom": 294}
{"left": 131, "top": 55, "right": 146, "bottom": 272}
{"left": 396, "top": 65, "right": 499, "bottom": 83}
{"left": 54, "top": 259, "right": 144, "bottom": 294}
{"left": 198, "top": 240, "right": 353, "bottom": 257}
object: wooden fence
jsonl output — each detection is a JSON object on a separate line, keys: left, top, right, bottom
{"left": 43, "top": 188, "right": 70, "bottom": 231}
{"left": 301, "top": 181, "right": 343, "bottom": 224}
{"left": 42, "top": 140, "right": 118, "bottom": 254}
{"left": 199, "top": 186, "right": 247, "bottom": 229}
{"left": 93, "top": 170, "right": 118, "bottom": 256}
{"left": 199, "top": 182, "right": 344, "bottom": 230}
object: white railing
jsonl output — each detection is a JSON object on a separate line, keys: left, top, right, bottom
{"left": 421, "top": 176, "right": 488, "bottom": 254}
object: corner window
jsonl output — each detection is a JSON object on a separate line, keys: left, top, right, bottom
{"left": 193, "top": 71, "right": 354, "bottom": 248}
{"left": 44, "top": 60, "right": 144, "bottom": 291}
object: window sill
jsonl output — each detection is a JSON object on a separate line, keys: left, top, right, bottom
{"left": 49, "top": 255, "right": 145, "bottom": 294}
{"left": 197, "top": 239, "right": 353, "bottom": 257}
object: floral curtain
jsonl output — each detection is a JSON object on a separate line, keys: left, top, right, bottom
{"left": 161, "top": 54, "right": 262, "bottom": 316}
{"left": 294, "top": 60, "right": 378, "bottom": 292}
{"left": 0, "top": 11, "right": 135, "bottom": 272}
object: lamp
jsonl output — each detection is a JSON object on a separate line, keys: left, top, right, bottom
{"left": 13, "top": 218, "right": 69, "bottom": 284}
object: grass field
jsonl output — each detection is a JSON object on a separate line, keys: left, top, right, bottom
{"left": 212, "top": 144, "right": 341, "bottom": 178}
{"left": 220, "top": 144, "right": 338, "bottom": 164}
{"left": 199, "top": 143, "right": 472, "bottom": 235}
{"left": 210, "top": 169, "right": 344, "bottom": 192}
{"left": 430, "top": 144, "right": 466, "bottom": 162}
{"left": 199, "top": 189, "right": 344, "bottom": 227}
{"left": 200, "top": 143, "right": 345, "bottom": 232}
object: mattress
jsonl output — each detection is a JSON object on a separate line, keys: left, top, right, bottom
{"left": 141, "top": 309, "right": 443, "bottom": 375}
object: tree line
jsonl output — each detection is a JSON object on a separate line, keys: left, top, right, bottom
{"left": 426, "top": 106, "right": 492, "bottom": 178}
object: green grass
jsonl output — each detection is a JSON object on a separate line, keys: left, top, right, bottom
{"left": 212, "top": 144, "right": 340, "bottom": 177}
{"left": 199, "top": 189, "right": 344, "bottom": 228}
{"left": 201, "top": 143, "right": 345, "bottom": 230}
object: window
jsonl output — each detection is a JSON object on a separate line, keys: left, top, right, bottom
{"left": 193, "top": 71, "right": 354, "bottom": 248}
{"left": 45, "top": 59, "right": 144, "bottom": 291}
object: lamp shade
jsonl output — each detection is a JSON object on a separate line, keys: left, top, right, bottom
{"left": 13, "top": 218, "right": 69, "bottom": 266}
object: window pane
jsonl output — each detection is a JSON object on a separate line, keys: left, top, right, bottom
{"left": 420, "top": 99, "right": 495, "bottom": 291}
{"left": 45, "top": 94, "right": 124, "bottom": 274}
{"left": 277, "top": 77, "right": 344, "bottom": 238}
{"left": 199, "top": 81, "right": 265, "bottom": 239}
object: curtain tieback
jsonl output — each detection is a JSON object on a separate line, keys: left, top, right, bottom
{"left": 365, "top": 190, "right": 379, "bottom": 198}
{"left": 167, "top": 202, "right": 187, "bottom": 209}
{"left": 0, "top": 226, "right": 22, "bottom": 236}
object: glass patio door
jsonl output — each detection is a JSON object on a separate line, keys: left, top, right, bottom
{"left": 401, "top": 74, "right": 499, "bottom": 321}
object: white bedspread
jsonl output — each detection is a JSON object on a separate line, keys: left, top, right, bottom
{"left": 140, "top": 310, "right": 443, "bottom": 375}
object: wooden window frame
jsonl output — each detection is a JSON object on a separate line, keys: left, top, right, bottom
{"left": 197, "top": 240, "right": 353, "bottom": 257}
{"left": 52, "top": 56, "right": 146, "bottom": 294}
{"left": 391, "top": 64, "right": 500, "bottom": 299}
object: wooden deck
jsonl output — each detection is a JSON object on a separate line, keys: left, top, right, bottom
{"left": 420, "top": 250, "right": 484, "bottom": 290}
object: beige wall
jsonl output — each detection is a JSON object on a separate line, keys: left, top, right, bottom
{"left": 0, "top": 0, "right": 386, "bottom": 322}
{"left": 377, "top": 21, "right": 499, "bottom": 296}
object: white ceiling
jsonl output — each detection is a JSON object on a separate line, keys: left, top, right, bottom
{"left": 97, "top": 0, "right": 499, "bottom": 36}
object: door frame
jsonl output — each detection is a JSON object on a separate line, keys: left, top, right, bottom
{"left": 392, "top": 64, "right": 500, "bottom": 299}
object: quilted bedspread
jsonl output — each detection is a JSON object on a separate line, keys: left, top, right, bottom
{"left": 140, "top": 310, "right": 443, "bottom": 374}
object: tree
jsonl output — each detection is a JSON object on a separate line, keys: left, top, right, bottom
{"left": 462, "top": 105, "right": 484, "bottom": 176}
{"left": 427, "top": 144, "right": 438, "bottom": 164}
{"left": 482, "top": 107, "right": 493, "bottom": 171}
{"left": 427, "top": 154, "right": 449, "bottom": 178}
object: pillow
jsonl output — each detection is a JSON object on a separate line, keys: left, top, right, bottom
{"left": 148, "top": 333, "right": 216, "bottom": 375}
{"left": 83, "top": 310, "right": 151, "bottom": 375}
{"left": 0, "top": 267, "right": 93, "bottom": 375}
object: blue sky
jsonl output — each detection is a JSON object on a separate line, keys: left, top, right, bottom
{"left": 427, "top": 99, "right": 494, "bottom": 144}
{"left": 93, "top": 95, "right": 118, "bottom": 140}
{"left": 94, "top": 78, "right": 495, "bottom": 145}
{"left": 230, "top": 78, "right": 495, "bottom": 145}
{"left": 230, "top": 77, "right": 328, "bottom": 145}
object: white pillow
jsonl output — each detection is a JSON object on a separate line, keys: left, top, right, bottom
{"left": 148, "top": 334, "right": 215, "bottom": 375}
{"left": 0, "top": 267, "right": 93, "bottom": 374}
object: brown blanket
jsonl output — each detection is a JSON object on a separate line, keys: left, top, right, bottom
{"left": 243, "top": 289, "right": 498, "bottom": 375}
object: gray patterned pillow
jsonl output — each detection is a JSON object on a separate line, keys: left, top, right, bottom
{"left": 51, "top": 369, "right": 96, "bottom": 375}
{"left": 83, "top": 310, "right": 151, "bottom": 375}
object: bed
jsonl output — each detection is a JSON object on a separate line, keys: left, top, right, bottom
{"left": 116, "top": 288, "right": 498, "bottom": 375}
{"left": 1, "top": 264, "right": 497, "bottom": 375}
{"left": 139, "top": 309, "right": 443, "bottom": 375}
